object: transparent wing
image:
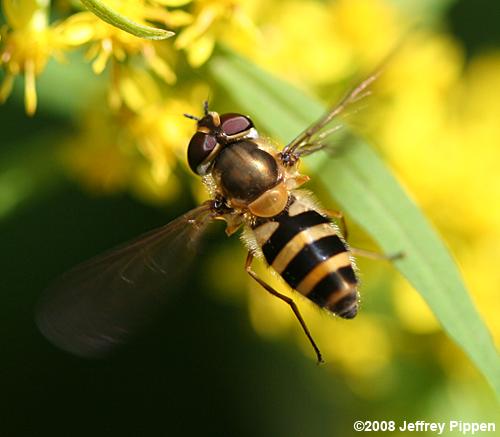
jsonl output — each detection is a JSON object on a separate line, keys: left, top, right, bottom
{"left": 282, "top": 33, "right": 411, "bottom": 158}
{"left": 36, "top": 202, "right": 215, "bottom": 358}
{"left": 282, "top": 70, "right": 379, "bottom": 158}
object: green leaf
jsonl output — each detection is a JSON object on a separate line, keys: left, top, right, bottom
{"left": 208, "top": 50, "right": 500, "bottom": 401}
{"left": 81, "top": 0, "right": 174, "bottom": 40}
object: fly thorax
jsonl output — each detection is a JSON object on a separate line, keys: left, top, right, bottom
{"left": 212, "top": 140, "right": 281, "bottom": 206}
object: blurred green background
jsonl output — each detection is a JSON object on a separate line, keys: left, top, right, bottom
{"left": 1, "top": 1, "right": 500, "bottom": 436}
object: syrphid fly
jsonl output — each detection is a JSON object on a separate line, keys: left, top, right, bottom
{"left": 36, "top": 68, "right": 400, "bottom": 362}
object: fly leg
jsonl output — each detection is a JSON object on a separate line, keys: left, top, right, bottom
{"left": 325, "top": 209, "right": 403, "bottom": 260}
{"left": 324, "top": 209, "right": 348, "bottom": 241}
{"left": 350, "top": 247, "right": 404, "bottom": 262}
{"left": 245, "top": 251, "right": 324, "bottom": 364}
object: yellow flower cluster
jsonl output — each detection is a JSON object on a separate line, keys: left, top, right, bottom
{"left": 0, "top": 0, "right": 258, "bottom": 114}
{"left": 0, "top": 0, "right": 91, "bottom": 114}
{"left": 62, "top": 76, "right": 210, "bottom": 203}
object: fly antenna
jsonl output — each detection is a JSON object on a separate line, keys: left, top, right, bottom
{"left": 184, "top": 113, "right": 200, "bottom": 121}
{"left": 203, "top": 100, "right": 209, "bottom": 115}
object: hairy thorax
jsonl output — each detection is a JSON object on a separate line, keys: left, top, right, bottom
{"left": 212, "top": 140, "right": 281, "bottom": 206}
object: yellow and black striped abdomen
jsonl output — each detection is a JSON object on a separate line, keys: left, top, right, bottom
{"left": 253, "top": 205, "right": 359, "bottom": 318}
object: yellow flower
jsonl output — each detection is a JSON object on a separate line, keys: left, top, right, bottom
{"left": 61, "top": 108, "right": 133, "bottom": 194}
{"left": 0, "top": 0, "right": 92, "bottom": 115}
{"left": 328, "top": 0, "right": 402, "bottom": 67}
{"left": 246, "top": 0, "right": 405, "bottom": 90}
{"left": 175, "top": 0, "right": 260, "bottom": 67}
{"left": 74, "top": 0, "right": 182, "bottom": 81}
{"left": 123, "top": 76, "right": 208, "bottom": 187}
{"left": 148, "top": 0, "right": 193, "bottom": 28}
{"left": 64, "top": 68, "right": 209, "bottom": 203}
{"left": 254, "top": 0, "right": 352, "bottom": 87}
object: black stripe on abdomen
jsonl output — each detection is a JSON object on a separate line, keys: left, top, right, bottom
{"left": 308, "top": 269, "right": 359, "bottom": 319}
{"left": 338, "top": 265, "right": 357, "bottom": 284}
{"left": 281, "top": 235, "right": 346, "bottom": 288}
{"left": 307, "top": 273, "right": 344, "bottom": 306}
{"left": 262, "top": 210, "right": 330, "bottom": 265}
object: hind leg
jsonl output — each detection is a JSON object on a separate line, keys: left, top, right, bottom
{"left": 351, "top": 247, "right": 403, "bottom": 261}
{"left": 324, "top": 209, "right": 348, "bottom": 240}
{"left": 245, "top": 252, "right": 324, "bottom": 364}
{"left": 325, "top": 209, "right": 403, "bottom": 260}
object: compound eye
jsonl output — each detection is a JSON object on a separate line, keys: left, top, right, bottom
{"left": 220, "top": 113, "right": 254, "bottom": 137}
{"left": 187, "top": 132, "right": 218, "bottom": 174}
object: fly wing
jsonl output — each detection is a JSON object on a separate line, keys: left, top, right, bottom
{"left": 36, "top": 202, "right": 215, "bottom": 358}
{"left": 281, "top": 34, "right": 411, "bottom": 159}
{"left": 282, "top": 70, "right": 379, "bottom": 158}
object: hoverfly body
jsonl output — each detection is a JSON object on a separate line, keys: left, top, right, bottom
{"left": 36, "top": 70, "right": 400, "bottom": 362}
